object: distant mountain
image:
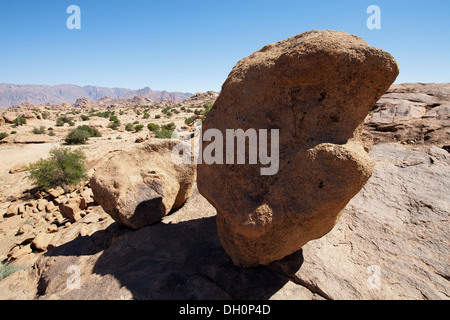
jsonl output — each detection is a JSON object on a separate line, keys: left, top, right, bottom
{"left": 0, "top": 84, "right": 193, "bottom": 108}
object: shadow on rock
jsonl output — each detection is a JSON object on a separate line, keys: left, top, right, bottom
{"left": 39, "top": 215, "right": 302, "bottom": 300}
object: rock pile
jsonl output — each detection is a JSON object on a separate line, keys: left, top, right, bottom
{"left": 198, "top": 30, "right": 399, "bottom": 267}
{"left": 1, "top": 182, "right": 101, "bottom": 266}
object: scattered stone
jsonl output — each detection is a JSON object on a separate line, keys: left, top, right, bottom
{"left": 8, "top": 244, "right": 32, "bottom": 260}
{"left": 47, "top": 186, "right": 65, "bottom": 199}
{"left": 58, "top": 197, "right": 87, "bottom": 222}
{"left": 45, "top": 201, "right": 56, "bottom": 212}
{"left": 36, "top": 199, "right": 47, "bottom": 212}
{"left": 16, "top": 224, "right": 34, "bottom": 236}
{"left": 5, "top": 204, "right": 19, "bottom": 217}
{"left": 31, "top": 233, "right": 54, "bottom": 251}
{"left": 47, "top": 224, "right": 58, "bottom": 233}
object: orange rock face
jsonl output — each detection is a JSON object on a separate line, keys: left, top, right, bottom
{"left": 197, "top": 30, "right": 399, "bottom": 267}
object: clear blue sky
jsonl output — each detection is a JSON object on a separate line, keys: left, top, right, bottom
{"left": 0, "top": 0, "right": 448, "bottom": 93}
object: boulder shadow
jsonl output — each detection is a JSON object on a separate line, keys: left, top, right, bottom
{"left": 42, "top": 215, "right": 304, "bottom": 300}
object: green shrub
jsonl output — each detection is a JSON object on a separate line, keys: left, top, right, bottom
{"left": 184, "top": 116, "right": 196, "bottom": 125}
{"left": 80, "top": 114, "right": 90, "bottom": 121}
{"left": 125, "top": 123, "right": 134, "bottom": 132}
{"left": 109, "top": 115, "right": 119, "bottom": 123}
{"left": 0, "top": 132, "right": 8, "bottom": 140}
{"left": 147, "top": 123, "right": 160, "bottom": 132}
{"left": 0, "top": 262, "right": 27, "bottom": 281}
{"left": 31, "top": 126, "right": 46, "bottom": 135}
{"left": 143, "top": 112, "right": 150, "bottom": 119}
{"left": 155, "top": 114, "right": 161, "bottom": 119}
{"left": 65, "top": 128, "right": 90, "bottom": 145}
{"left": 77, "top": 125, "right": 101, "bottom": 137}
{"left": 41, "top": 112, "right": 49, "bottom": 120}
{"left": 47, "top": 130, "right": 55, "bottom": 136}
{"left": 93, "top": 111, "right": 111, "bottom": 118}
{"left": 56, "top": 116, "right": 74, "bottom": 127}
{"left": 134, "top": 124, "right": 144, "bottom": 132}
{"left": 10, "top": 131, "right": 17, "bottom": 134}
{"left": 154, "top": 128, "right": 174, "bottom": 139}
{"left": 162, "top": 122, "right": 176, "bottom": 131}
{"left": 194, "top": 109, "right": 203, "bottom": 116}
{"left": 27, "top": 147, "right": 87, "bottom": 189}
{"left": 13, "top": 116, "right": 26, "bottom": 126}
{"left": 165, "top": 112, "right": 173, "bottom": 117}
{"left": 108, "top": 121, "right": 120, "bottom": 130}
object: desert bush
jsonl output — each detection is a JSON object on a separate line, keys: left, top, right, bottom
{"left": 47, "top": 130, "right": 55, "bottom": 136}
{"left": 65, "top": 128, "right": 90, "bottom": 145}
{"left": 0, "top": 262, "right": 27, "bottom": 281}
{"left": 27, "top": 147, "right": 87, "bottom": 189}
{"left": 109, "top": 115, "right": 119, "bottom": 123}
{"left": 0, "top": 132, "right": 8, "bottom": 140}
{"left": 154, "top": 128, "right": 174, "bottom": 139}
{"left": 13, "top": 116, "right": 26, "bottom": 126}
{"left": 80, "top": 114, "right": 90, "bottom": 121}
{"left": 147, "top": 123, "right": 160, "bottom": 132}
{"left": 56, "top": 116, "right": 75, "bottom": 127}
{"left": 10, "top": 131, "right": 17, "bottom": 134}
{"left": 108, "top": 121, "right": 120, "bottom": 130}
{"left": 143, "top": 112, "right": 150, "bottom": 119}
{"left": 134, "top": 124, "right": 144, "bottom": 132}
{"left": 194, "top": 109, "right": 203, "bottom": 116}
{"left": 184, "top": 116, "right": 196, "bottom": 125}
{"left": 162, "top": 122, "right": 176, "bottom": 131}
{"left": 93, "top": 111, "right": 111, "bottom": 118}
{"left": 125, "top": 123, "right": 134, "bottom": 132}
{"left": 41, "top": 112, "right": 49, "bottom": 120}
{"left": 155, "top": 114, "right": 161, "bottom": 119}
{"left": 77, "top": 125, "right": 102, "bottom": 137}
{"left": 31, "top": 126, "right": 46, "bottom": 134}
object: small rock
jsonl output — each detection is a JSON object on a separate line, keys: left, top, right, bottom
{"left": 8, "top": 244, "right": 32, "bottom": 260}
{"left": 47, "top": 186, "right": 65, "bottom": 198}
{"left": 5, "top": 204, "right": 19, "bottom": 217}
{"left": 31, "top": 233, "right": 54, "bottom": 251}
{"left": 36, "top": 199, "right": 47, "bottom": 212}
{"left": 47, "top": 224, "right": 58, "bottom": 233}
{"left": 46, "top": 201, "right": 56, "bottom": 212}
{"left": 16, "top": 224, "right": 34, "bottom": 236}
{"left": 59, "top": 197, "right": 87, "bottom": 222}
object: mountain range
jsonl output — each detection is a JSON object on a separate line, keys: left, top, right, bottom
{"left": 0, "top": 84, "right": 193, "bottom": 108}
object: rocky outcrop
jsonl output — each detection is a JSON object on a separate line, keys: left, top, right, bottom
{"left": 197, "top": 30, "right": 399, "bottom": 267}
{"left": 182, "top": 91, "right": 219, "bottom": 107}
{"left": 364, "top": 83, "right": 450, "bottom": 147}
{"left": 90, "top": 139, "right": 196, "bottom": 229}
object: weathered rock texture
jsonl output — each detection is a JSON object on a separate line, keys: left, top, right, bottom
{"left": 365, "top": 83, "right": 450, "bottom": 147}
{"left": 197, "top": 30, "right": 399, "bottom": 267}
{"left": 90, "top": 139, "right": 196, "bottom": 229}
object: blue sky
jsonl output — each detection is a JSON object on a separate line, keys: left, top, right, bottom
{"left": 0, "top": 0, "right": 448, "bottom": 93}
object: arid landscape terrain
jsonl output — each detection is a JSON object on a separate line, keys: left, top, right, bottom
{"left": 0, "top": 24, "right": 449, "bottom": 302}
{"left": 0, "top": 79, "right": 448, "bottom": 299}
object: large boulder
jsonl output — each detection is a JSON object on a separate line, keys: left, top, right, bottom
{"left": 90, "top": 139, "right": 196, "bottom": 229}
{"left": 197, "top": 30, "right": 399, "bottom": 267}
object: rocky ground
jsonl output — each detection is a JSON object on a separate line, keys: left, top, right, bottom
{"left": 0, "top": 84, "right": 448, "bottom": 300}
